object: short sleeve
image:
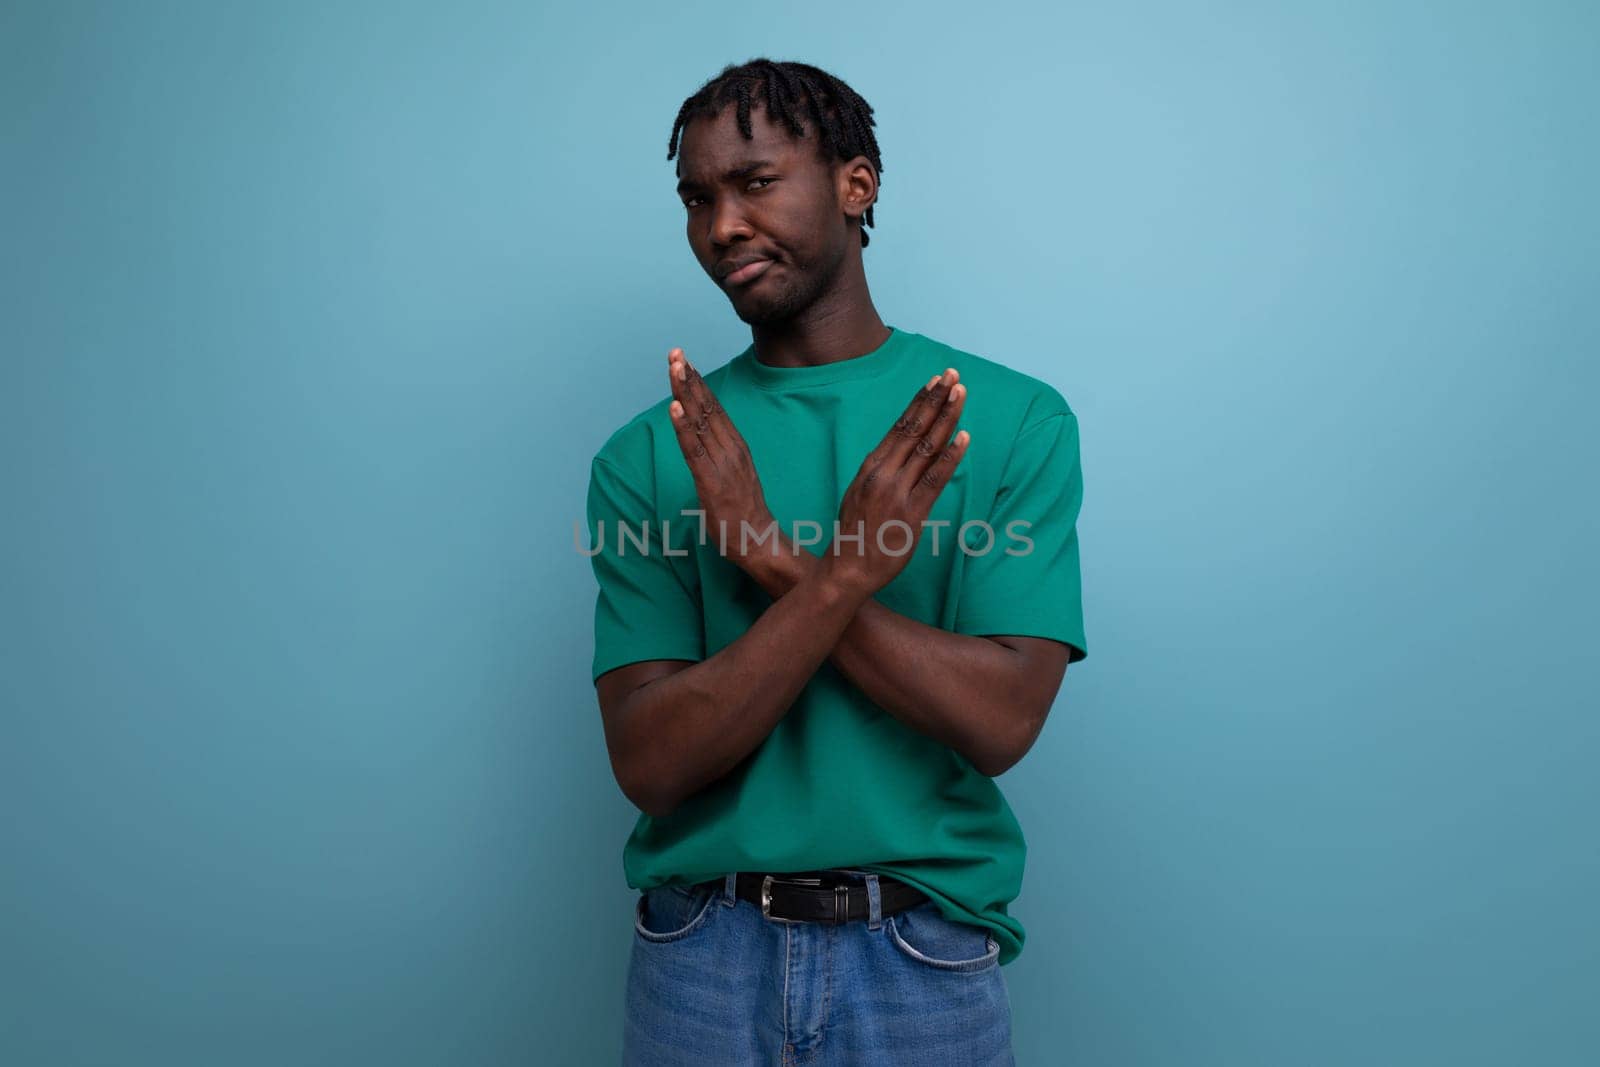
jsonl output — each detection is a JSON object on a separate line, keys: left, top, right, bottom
{"left": 952, "top": 410, "right": 1088, "bottom": 663}
{"left": 586, "top": 455, "right": 706, "bottom": 684}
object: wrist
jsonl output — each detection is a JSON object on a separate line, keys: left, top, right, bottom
{"left": 743, "top": 532, "right": 816, "bottom": 596}
{"left": 817, "top": 553, "right": 879, "bottom": 603}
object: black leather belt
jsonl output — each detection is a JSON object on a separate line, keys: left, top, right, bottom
{"left": 703, "top": 871, "right": 928, "bottom": 925}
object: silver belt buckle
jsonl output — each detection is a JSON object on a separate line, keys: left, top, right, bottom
{"left": 760, "top": 874, "right": 817, "bottom": 924}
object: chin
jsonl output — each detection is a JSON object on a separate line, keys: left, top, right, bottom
{"left": 730, "top": 283, "right": 804, "bottom": 326}
{"left": 732, "top": 301, "right": 769, "bottom": 325}
{"left": 734, "top": 303, "right": 799, "bottom": 328}
{"left": 729, "top": 294, "right": 774, "bottom": 326}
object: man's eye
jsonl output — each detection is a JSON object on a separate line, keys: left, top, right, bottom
{"left": 683, "top": 178, "right": 776, "bottom": 209}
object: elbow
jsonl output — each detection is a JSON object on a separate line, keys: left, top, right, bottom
{"left": 617, "top": 761, "right": 682, "bottom": 819}
{"left": 972, "top": 704, "right": 1050, "bottom": 778}
{"left": 972, "top": 746, "right": 1023, "bottom": 778}
{"left": 606, "top": 710, "right": 684, "bottom": 818}
{"left": 969, "top": 736, "right": 1022, "bottom": 778}
{"left": 635, "top": 787, "right": 680, "bottom": 820}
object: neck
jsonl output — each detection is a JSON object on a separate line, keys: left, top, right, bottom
{"left": 749, "top": 253, "right": 888, "bottom": 368}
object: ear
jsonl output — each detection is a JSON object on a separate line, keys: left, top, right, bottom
{"left": 837, "top": 155, "right": 878, "bottom": 222}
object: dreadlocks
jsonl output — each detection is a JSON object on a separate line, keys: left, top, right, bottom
{"left": 666, "top": 58, "right": 884, "bottom": 248}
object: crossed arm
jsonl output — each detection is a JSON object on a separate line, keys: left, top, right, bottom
{"left": 741, "top": 538, "right": 1071, "bottom": 777}
{"left": 594, "top": 349, "right": 1071, "bottom": 818}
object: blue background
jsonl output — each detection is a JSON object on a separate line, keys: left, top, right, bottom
{"left": 4, "top": 1, "right": 1595, "bottom": 1064}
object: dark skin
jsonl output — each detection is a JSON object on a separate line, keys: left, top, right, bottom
{"left": 595, "top": 102, "right": 1071, "bottom": 817}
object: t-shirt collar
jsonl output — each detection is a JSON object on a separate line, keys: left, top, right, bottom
{"left": 738, "top": 325, "right": 911, "bottom": 391}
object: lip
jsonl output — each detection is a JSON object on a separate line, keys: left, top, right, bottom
{"left": 721, "top": 258, "right": 773, "bottom": 286}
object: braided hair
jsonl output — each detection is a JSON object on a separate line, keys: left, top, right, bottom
{"left": 667, "top": 58, "right": 884, "bottom": 248}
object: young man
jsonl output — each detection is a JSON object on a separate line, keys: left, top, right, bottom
{"left": 585, "top": 58, "right": 1088, "bottom": 1065}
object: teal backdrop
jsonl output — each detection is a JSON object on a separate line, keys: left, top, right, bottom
{"left": 4, "top": 1, "right": 1595, "bottom": 1064}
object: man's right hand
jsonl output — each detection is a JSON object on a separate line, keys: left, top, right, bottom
{"left": 826, "top": 368, "right": 970, "bottom": 596}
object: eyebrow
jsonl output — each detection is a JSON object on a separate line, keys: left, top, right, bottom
{"left": 676, "top": 159, "right": 778, "bottom": 196}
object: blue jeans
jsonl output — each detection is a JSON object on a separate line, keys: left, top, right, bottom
{"left": 623, "top": 869, "right": 1015, "bottom": 1066}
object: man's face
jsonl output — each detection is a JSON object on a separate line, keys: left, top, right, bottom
{"left": 675, "top": 104, "right": 856, "bottom": 326}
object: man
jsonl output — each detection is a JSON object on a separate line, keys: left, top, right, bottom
{"left": 585, "top": 58, "right": 1088, "bottom": 1065}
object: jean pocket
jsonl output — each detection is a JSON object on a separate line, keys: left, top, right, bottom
{"left": 886, "top": 901, "right": 1001, "bottom": 973}
{"left": 633, "top": 883, "right": 719, "bottom": 944}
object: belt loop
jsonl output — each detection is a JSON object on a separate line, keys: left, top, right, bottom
{"left": 865, "top": 873, "right": 883, "bottom": 930}
{"left": 723, "top": 872, "right": 738, "bottom": 907}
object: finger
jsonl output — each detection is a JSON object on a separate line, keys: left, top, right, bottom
{"left": 902, "top": 381, "right": 966, "bottom": 485}
{"left": 667, "top": 396, "right": 713, "bottom": 467}
{"left": 699, "top": 367, "right": 754, "bottom": 451}
{"left": 880, "top": 367, "right": 958, "bottom": 468}
{"left": 667, "top": 347, "right": 693, "bottom": 420}
{"left": 666, "top": 349, "right": 716, "bottom": 467}
{"left": 667, "top": 348, "right": 720, "bottom": 454}
{"left": 671, "top": 350, "right": 732, "bottom": 453}
{"left": 911, "top": 429, "right": 971, "bottom": 498}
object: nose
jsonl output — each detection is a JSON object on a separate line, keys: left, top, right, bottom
{"left": 709, "top": 196, "right": 753, "bottom": 247}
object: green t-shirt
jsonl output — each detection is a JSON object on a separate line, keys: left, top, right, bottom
{"left": 584, "top": 324, "right": 1088, "bottom": 966}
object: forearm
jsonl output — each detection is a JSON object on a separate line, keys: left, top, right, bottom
{"left": 744, "top": 541, "right": 1034, "bottom": 776}
{"left": 616, "top": 564, "right": 870, "bottom": 817}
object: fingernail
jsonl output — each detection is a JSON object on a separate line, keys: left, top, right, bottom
{"left": 926, "top": 375, "right": 940, "bottom": 390}
{"left": 947, "top": 383, "right": 963, "bottom": 403}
